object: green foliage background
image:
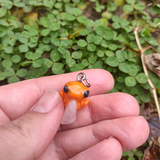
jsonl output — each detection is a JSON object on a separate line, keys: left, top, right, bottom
{"left": 1, "top": 0, "right": 160, "bottom": 103}
{"left": 1, "top": 0, "right": 160, "bottom": 159}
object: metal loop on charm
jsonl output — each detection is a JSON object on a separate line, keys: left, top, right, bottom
{"left": 77, "top": 72, "right": 90, "bottom": 88}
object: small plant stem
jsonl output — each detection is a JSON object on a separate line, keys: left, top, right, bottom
{"left": 155, "top": 22, "right": 160, "bottom": 27}
{"left": 134, "top": 27, "right": 160, "bottom": 120}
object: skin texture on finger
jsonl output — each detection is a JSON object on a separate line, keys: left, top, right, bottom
{"left": 52, "top": 116, "right": 149, "bottom": 159}
{"left": 0, "top": 91, "right": 64, "bottom": 160}
{"left": 0, "top": 108, "right": 10, "bottom": 125}
{"left": 70, "top": 138, "right": 122, "bottom": 160}
{"left": 60, "top": 92, "right": 139, "bottom": 130}
{"left": 0, "top": 69, "right": 114, "bottom": 120}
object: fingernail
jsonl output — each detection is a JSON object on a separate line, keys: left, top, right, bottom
{"left": 139, "top": 116, "right": 145, "bottom": 119}
{"left": 33, "top": 90, "right": 62, "bottom": 113}
{"left": 108, "top": 136, "right": 114, "bottom": 139}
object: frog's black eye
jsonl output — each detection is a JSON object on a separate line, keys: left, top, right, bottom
{"left": 84, "top": 90, "right": 89, "bottom": 98}
{"left": 63, "top": 85, "right": 69, "bottom": 93}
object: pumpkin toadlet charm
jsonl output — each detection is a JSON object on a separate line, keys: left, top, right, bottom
{"left": 60, "top": 72, "right": 90, "bottom": 125}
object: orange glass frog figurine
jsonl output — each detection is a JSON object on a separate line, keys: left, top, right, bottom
{"left": 60, "top": 72, "right": 90, "bottom": 125}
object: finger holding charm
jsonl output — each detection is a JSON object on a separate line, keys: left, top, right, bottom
{"left": 60, "top": 72, "right": 90, "bottom": 125}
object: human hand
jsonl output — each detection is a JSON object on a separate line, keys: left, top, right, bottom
{"left": 0, "top": 69, "right": 149, "bottom": 160}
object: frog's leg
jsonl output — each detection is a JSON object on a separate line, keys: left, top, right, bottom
{"left": 77, "top": 98, "right": 89, "bottom": 110}
{"left": 59, "top": 90, "right": 64, "bottom": 99}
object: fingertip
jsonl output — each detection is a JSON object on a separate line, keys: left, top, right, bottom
{"left": 121, "top": 116, "right": 149, "bottom": 151}
{"left": 88, "top": 69, "right": 114, "bottom": 94}
{"left": 71, "top": 137, "right": 122, "bottom": 160}
{"left": 98, "top": 69, "right": 114, "bottom": 91}
{"left": 122, "top": 93, "right": 140, "bottom": 116}
{"left": 89, "top": 92, "right": 140, "bottom": 122}
{"left": 111, "top": 93, "right": 140, "bottom": 116}
{"left": 102, "top": 138, "right": 122, "bottom": 159}
{"left": 135, "top": 116, "right": 150, "bottom": 144}
{"left": 32, "top": 89, "right": 63, "bottom": 113}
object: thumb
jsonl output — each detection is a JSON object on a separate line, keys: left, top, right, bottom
{"left": 0, "top": 89, "right": 64, "bottom": 160}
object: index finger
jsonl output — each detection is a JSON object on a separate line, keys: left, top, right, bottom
{"left": 0, "top": 69, "right": 114, "bottom": 120}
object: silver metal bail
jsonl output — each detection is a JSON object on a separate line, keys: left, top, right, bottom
{"left": 77, "top": 72, "right": 90, "bottom": 88}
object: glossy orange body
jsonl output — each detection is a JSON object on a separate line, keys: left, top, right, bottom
{"left": 60, "top": 81, "right": 90, "bottom": 110}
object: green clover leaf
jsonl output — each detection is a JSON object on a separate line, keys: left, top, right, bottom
{"left": 43, "top": 37, "right": 51, "bottom": 44}
{"left": 95, "top": 26, "right": 105, "bottom": 36}
{"left": 108, "top": 44, "right": 117, "bottom": 51}
{"left": 85, "top": 19, "right": 94, "bottom": 28}
{"left": 11, "top": 55, "right": 21, "bottom": 63}
{"left": 4, "top": 46, "right": 13, "bottom": 54}
{"left": 32, "top": 52, "right": 42, "bottom": 60}
{"left": 17, "top": 69, "right": 28, "bottom": 78}
{"left": 49, "top": 23, "right": 60, "bottom": 31}
{"left": 118, "top": 62, "right": 129, "bottom": 73}
{"left": 1, "top": 1, "right": 13, "bottom": 9}
{"left": 0, "top": 8, "right": 7, "bottom": 18}
{"left": 87, "top": 44, "right": 96, "bottom": 51}
{"left": 77, "top": 15, "right": 87, "bottom": 23}
{"left": 139, "top": 94, "right": 150, "bottom": 103}
{"left": 135, "top": 3, "right": 146, "bottom": 11}
{"left": 105, "top": 50, "right": 114, "bottom": 57}
{"left": 2, "top": 60, "right": 13, "bottom": 68}
{"left": 29, "top": 29, "right": 38, "bottom": 36}
{"left": 19, "top": 45, "right": 29, "bottom": 52}
{"left": 50, "top": 50, "right": 61, "bottom": 62}
{"left": 41, "top": 29, "right": 51, "bottom": 36}
{"left": 107, "top": 57, "right": 118, "bottom": 67}
{"left": 101, "top": 40, "right": 108, "bottom": 48}
{"left": 66, "top": 57, "right": 76, "bottom": 67}
{"left": 136, "top": 73, "right": 148, "bottom": 84}
{"left": 103, "top": 31, "right": 114, "bottom": 40}
{"left": 81, "top": 59, "right": 89, "bottom": 67}
{"left": 8, "top": 76, "right": 20, "bottom": 84}
{"left": 86, "top": 34, "right": 94, "bottom": 43}
{"left": 70, "top": 64, "right": 84, "bottom": 72}
{"left": 4, "top": 68, "right": 15, "bottom": 77}
{"left": 64, "top": 13, "right": 75, "bottom": 21}
{"left": 51, "top": 37, "right": 60, "bottom": 46}
{"left": 77, "top": 39, "right": 87, "bottom": 47}
{"left": 32, "top": 59, "right": 43, "bottom": 68}
{"left": 72, "top": 8, "right": 82, "bottom": 16}
{"left": 97, "top": 50, "right": 104, "bottom": 57}
{"left": 94, "top": 35, "right": 103, "bottom": 45}
{"left": 0, "top": 26, "right": 7, "bottom": 38}
{"left": 125, "top": 76, "right": 136, "bottom": 87}
{"left": 128, "top": 65, "right": 138, "bottom": 76}
{"left": 25, "top": 70, "right": 38, "bottom": 79}
{"left": 28, "top": 42, "right": 37, "bottom": 48}
{"left": 0, "top": 72, "right": 6, "bottom": 80}
{"left": 116, "top": 50, "right": 127, "bottom": 62}
{"left": 89, "top": 56, "right": 97, "bottom": 64}
{"left": 42, "top": 58, "right": 53, "bottom": 68}
{"left": 22, "top": 31, "right": 30, "bottom": 38}
{"left": 79, "top": 29, "right": 92, "bottom": 36}
{"left": 19, "top": 36, "right": 28, "bottom": 44}
{"left": 58, "top": 47, "right": 69, "bottom": 55}
{"left": 72, "top": 51, "right": 83, "bottom": 59}
{"left": 25, "top": 52, "right": 33, "bottom": 60}
{"left": 40, "top": 17, "right": 51, "bottom": 28}
{"left": 21, "top": 61, "right": 32, "bottom": 67}
{"left": 107, "top": 2, "right": 117, "bottom": 12}
{"left": 126, "top": 0, "right": 135, "bottom": 5}
{"left": 123, "top": 5, "right": 134, "bottom": 13}
{"left": 52, "top": 63, "right": 64, "bottom": 74}
{"left": 29, "top": 37, "right": 38, "bottom": 43}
